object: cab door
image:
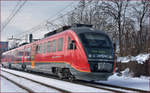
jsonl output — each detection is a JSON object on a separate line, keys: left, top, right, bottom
{"left": 67, "top": 35, "right": 77, "bottom": 66}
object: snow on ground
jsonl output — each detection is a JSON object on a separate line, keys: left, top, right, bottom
{"left": 1, "top": 71, "right": 61, "bottom": 92}
{"left": 1, "top": 68, "right": 110, "bottom": 92}
{"left": 117, "top": 53, "right": 150, "bottom": 64}
{"left": 1, "top": 77, "right": 27, "bottom": 92}
{"left": 99, "top": 72, "right": 149, "bottom": 91}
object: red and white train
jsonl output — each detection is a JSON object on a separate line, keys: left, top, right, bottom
{"left": 1, "top": 24, "right": 115, "bottom": 81}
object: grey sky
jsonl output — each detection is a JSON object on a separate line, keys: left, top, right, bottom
{"left": 1, "top": 1, "right": 78, "bottom": 41}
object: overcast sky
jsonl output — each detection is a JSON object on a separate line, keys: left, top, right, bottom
{"left": 1, "top": 1, "right": 78, "bottom": 42}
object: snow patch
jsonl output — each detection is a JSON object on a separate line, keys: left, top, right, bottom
{"left": 135, "top": 54, "right": 150, "bottom": 64}
{"left": 99, "top": 72, "right": 150, "bottom": 91}
{"left": 117, "top": 53, "right": 150, "bottom": 64}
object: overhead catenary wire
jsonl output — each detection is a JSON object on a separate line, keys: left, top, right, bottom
{"left": 2, "top": 0, "right": 27, "bottom": 31}
{"left": 11, "top": 1, "right": 92, "bottom": 40}
{"left": 14, "top": 2, "right": 75, "bottom": 39}
{"left": 4, "top": 1, "right": 21, "bottom": 25}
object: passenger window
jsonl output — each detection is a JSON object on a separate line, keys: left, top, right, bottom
{"left": 52, "top": 40, "right": 56, "bottom": 52}
{"left": 58, "top": 38, "right": 63, "bottom": 51}
{"left": 67, "top": 37, "right": 71, "bottom": 49}
{"left": 43, "top": 42, "right": 47, "bottom": 53}
{"left": 36, "top": 44, "right": 41, "bottom": 54}
{"left": 47, "top": 41, "right": 51, "bottom": 53}
{"left": 36, "top": 45, "right": 39, "bottom": 54}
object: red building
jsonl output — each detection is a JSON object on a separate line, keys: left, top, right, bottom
{"left": 0, "top": 42, "right": 8, "bottom": 62}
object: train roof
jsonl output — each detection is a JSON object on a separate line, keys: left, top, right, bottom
{"left": 4, "top": 24, "right": 107, "bottom": 53}
{"left": 71, "top": 26, "right": 107, "bottom": 36}
{"left": 44, "top": 24, "right": 106, "bottom": 38}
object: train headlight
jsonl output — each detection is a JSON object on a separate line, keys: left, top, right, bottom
{"left": 88, "top": 54, "right": 92, "bottom": 58}
{"left": 109, "top": 55, "right": 113, "bottom": 59}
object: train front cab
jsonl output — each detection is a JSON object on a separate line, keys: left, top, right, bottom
{"left": 68, "top": 27, "right": 115, "bottom": 81}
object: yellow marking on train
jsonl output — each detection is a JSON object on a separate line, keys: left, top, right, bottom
{"left": 31, "top": 61, "right": 35, "bottom": 68}
{"left": 14, "top": 61, "right": 17, "bottom": 66}
{"left": 12, "top": 60, "right": 90, "bottom": 73}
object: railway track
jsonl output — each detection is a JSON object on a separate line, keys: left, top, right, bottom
{"left": 1, "top": 70, "right": 70, "bottom": 93}
{"left": 1, "top": 68, "right": 149, "bottom": 92}
{"left": 1, "top": 75, "right": 33, "bottom": 93}
{"left": 24, "top": 69, "right": 149, "bottom": 92}
{"left": 1, "top": 68, "right": 111, "bottom": 92}
{"left": 75, "top": 80, "right": 149, "bottom": 93}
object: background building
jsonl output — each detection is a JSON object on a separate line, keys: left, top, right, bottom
{"left": 0, "top": 42, "right": 8, "bottom": 63}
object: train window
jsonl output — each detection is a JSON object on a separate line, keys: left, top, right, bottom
{"left": 36, "top": 45, "right": 39, "bottom": 54}
{"left": 36, "top": 45, "right": 41, "bottom": 54}
{"left": 27, "top": 47, "right": 31, "bottom": 61}
{"left": 58, "top": 38, "right": 63, "bottom": 51}
{"left": 43, "top": 42, "right": 47, "bottom": 54}
{"left": 42, "top": 43, "right": 44, "bottom": 53}
{"left": 68, "top": 37, "right": 76, "bottom": 50}
{"left": 52, "top": 40, "right": 56, "bottom": 52}
{"left": 47, "top": 41, "right": 51, "bottom": 53}
{"left": 67, "top": 37, "right": 71, "bottom": 49}
{"left": 39, "top": 44, "right": 42, "bottom": 54}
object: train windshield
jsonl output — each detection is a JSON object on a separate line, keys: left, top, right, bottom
{"left": 79, "top": 33, "right": 113, "bottom": 59}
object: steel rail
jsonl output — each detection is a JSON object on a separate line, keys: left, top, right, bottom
{"left": 89, "top": 81, "right": 149, "bottom": 93}
{"left": 1, "top": 70, "right": 70, "bottom": 93}
{"left": 1, "top": 68, "right": 119, "bottom": 92}
{"left": 23, "top": 69, "right": 149, "bottom": 92}
{"left": 0, "top": 74, "right": 34, "bottom": 93}
{"left": 2, "top": 68, "right": 149, "bottom": 92}
{"left": 74, "top": 80, "right": 149, "bottom": 93}
{"left": 29, "top": 70, "right": 150, "bottom": 92}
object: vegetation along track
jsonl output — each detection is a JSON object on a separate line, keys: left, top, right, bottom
{"left": 1, "top": 68, "right": 149, "bottom": 92}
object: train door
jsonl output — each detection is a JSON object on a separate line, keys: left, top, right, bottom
{"left": 31, "top": 44, "right": 36, "bottom": 68}
{"left": 22, "top": 47, "right": 26, "bottom": 70}
{"left": 67, "top": 35, "right": 77, "bottom": 65}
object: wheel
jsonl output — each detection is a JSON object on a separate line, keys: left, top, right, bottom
{"left": 58, "top": 72, "right": 64, "bottom": 79}
{"left": 1, "top": 64, "right": 4, "bottom": 68}
{"left": 22, "top": 64, "right": 26, "bottom": 71}
{"left": 68, "top": 75, "right": 75, "bottom": 82}
{"left": 9, "top": 64, "right": 12, "bottom": 69}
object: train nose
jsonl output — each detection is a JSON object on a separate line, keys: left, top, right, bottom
{"left": 88, "top": 61, "right": 114, "bottom": 73}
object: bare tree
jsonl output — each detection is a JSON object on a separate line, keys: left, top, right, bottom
{"left": 101, "top": 0, "right": 130, "bottom": 56}
{"left": 132, "top": 0, "right": 149, "bottom": 53}
{"left": 63, "top": 0, "right": 149, "bottom": 56}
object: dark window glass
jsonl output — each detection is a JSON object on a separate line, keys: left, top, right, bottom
{"left": 42, "top": 43, "right": 44, "bottom": 53}
{"left": 58, "top": 38, "right": 63, "bottom": 51}
{"left": 52, "top": 40, "right": 56, "bottom": 52}
{"left": 36, "top": 44, "right": 41, "bottom": 54}
{"left": 67, "top": 37, "right": 71, "bottom": 49}
{"left": 79, "top": 33, "right": 111, "bottom": 48}
{"left": 43, "top": 42, "right": 47, "bottom": 53}
{"left": 47, "top": 41, "right": 51, "bottom": 53}
{"left": 79, "top": 33, "right": 113, "bottom": 58}
{"left": 36, "top": 45, "right": 39, "bottom": 54}
{"left": 26, "top": 47, "right": 31, "bottom": 61}
{"left": 42, "top": 43, "right": 46, "bottom": 54}
{"left": 40, "top": 44, "right": 42, "bottom": 54}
